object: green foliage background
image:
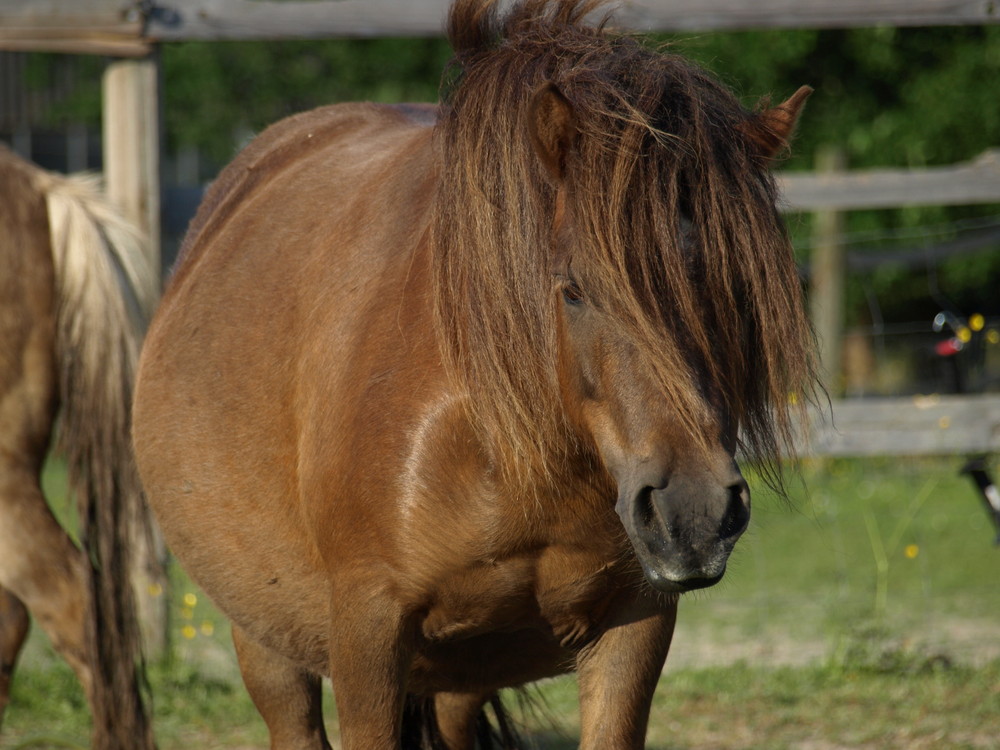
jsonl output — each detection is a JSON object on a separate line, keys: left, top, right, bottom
{"left": 161, "top": 38, "right": 452, "bottom": 163}
{"left": 30, "top": 27, "right": 1000, "bottom": 170}
{"left": 668, "top": 26, "right": 1000, "bottom": 327}
{"left": 22, "top": 24, "right": 1000, "bottom": 336}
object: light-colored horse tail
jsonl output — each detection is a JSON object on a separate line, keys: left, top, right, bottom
{"left": 39, "top": 168, "right": 158, "bottom": 750}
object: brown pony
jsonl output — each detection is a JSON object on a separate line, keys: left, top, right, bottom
{"left": 133, "top": 1, "right": 815, "bottom": 748}
{"left": 0, "top": 145, "right": 156, "bottom": 749}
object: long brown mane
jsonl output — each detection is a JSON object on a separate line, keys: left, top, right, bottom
{"left": 433, "top": 0, "right": 815, "bottom": 487}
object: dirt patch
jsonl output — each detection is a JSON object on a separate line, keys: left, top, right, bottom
{"left": 666, "top": 611, "right": 1000, "bottom": 670}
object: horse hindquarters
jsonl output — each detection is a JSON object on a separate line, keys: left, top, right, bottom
{"left": 0, "top": 156, "right": 95, "bottom": 727}
{"left": 0, "top": 148, "right": 156, "bottom": 749}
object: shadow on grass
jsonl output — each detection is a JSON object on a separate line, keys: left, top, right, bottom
{"left": 525, "top": 730, "right": 673, "bottom": 750}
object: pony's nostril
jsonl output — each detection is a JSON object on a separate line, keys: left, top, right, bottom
{"left": 719, "top": 482, "right": 750, "bottom": 539}
{"left": 636, "top": 486, "right": 656, "bottom": 529}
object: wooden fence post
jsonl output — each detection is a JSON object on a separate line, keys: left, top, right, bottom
{"left": 102, "top": 54, "right": 171, "bottom": 659}
{"left": 809, "top": 145, "right": 847, "bottom": 395}
{"left": 102, "top": 55, "right": 160, "bottom": 272}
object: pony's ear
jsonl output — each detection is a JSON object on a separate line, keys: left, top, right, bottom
{"left": 744, "top": 85, "right": 812, "bottom": 160}
{"left": 528, "top": 83, "right": 576, "bottom": 181}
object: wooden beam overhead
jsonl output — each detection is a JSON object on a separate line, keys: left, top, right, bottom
{"left": 146, "top": 0, "right": 448, "bottom": 41}
{"left": 617, "top": 0, "right": 1000, "bottom": 33}
{"left": 144, "top": 0, "right": 1000, "bottom": 42}
{"left": 0, "top": 0, "right": 150, "bottom": 56}
{"left": 4, "top": 0, "right": 997, "bottom": 54}
{"left": 145, "top": 0, "right": 1000, "bottom": 42}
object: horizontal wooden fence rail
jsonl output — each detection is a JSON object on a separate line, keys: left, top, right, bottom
{"left": 0, "top": 0, "right": 146, "bottom": 56}
{"left": 778, "top": 150, "right": 1000, "bottom": 212}
{"left": 615, "top": 0, "right": 1000, "bottom": 32}
{"left": 143, "top": 0, "right": 1000, "bottom": 41}
{"left": 807, "top": 394, "right": 1000, "bottom": 457}
{"left": 2, "top": 0, "right": 999, "bottom": 54}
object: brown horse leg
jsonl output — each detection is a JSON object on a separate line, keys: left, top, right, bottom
{"left": 0, "top": 469, "right": 93, "bottom": 702}
{"left": 576, "top": 601, "right": 677, "bottom": 750}
{"left": 0, "top": 311, "right": 94, "bottom": 710}
{"left": 0, "top": 468, "right": 91, "bottom": 699}
{"left": 433, "top": 691, "right": 488, "bottom": 750}
{"left": 0, "top": 586, "right": 30, "bottom": 727}
{"left": 232, "top": 625, "right": 332, "bottom": 750}
{"left": 328, "top": 593, "right": 411, "bottom": 750}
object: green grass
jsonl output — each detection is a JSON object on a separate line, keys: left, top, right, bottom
{"left": 524, "top": 659, "right": 1000, "bottom": 749}
{"left": 6, "top": 658, "right": 999, "bottom": 749}
{"left": 670, "top": 455, "right": 1000, "bottom": 669}
{"left": 3, "top": 456, "right": 999, "bottom": 748}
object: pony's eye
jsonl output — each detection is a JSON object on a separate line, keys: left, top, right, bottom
{"left": 562, "top": 280, "right": 584, "bottom": 305}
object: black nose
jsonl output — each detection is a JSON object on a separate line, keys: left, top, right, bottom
{"left": 718, "top": 479, "right": 750, "bottom": 540}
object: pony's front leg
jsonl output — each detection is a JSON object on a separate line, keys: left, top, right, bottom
{"left": 433, "top": 691, "right": 489, "bottom": 750}
{"left": 232, "top": 625, "right": 332, "bottom": 750}
{"left": 576, "top": 599, "right": 677, "bottom": 750}
{"left": 329, "top": 586, "right": 413, "bottom": 750}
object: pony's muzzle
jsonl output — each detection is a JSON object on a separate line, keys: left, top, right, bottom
{"left": 616, "top": 469, "right": 750, "bottom": 593}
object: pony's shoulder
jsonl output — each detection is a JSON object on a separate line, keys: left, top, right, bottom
{"left": 174, "top": 102, "right": 438, "bottom": 276}
{"left": 258, "top": 101, "right": 437, "bottom": 149}
{"left": 238, "top": 101, "right": 437, "bottom": 173}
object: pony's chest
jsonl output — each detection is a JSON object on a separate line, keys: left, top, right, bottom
{"left": 414, "top": 546, "right": 622, "bottom": 667}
